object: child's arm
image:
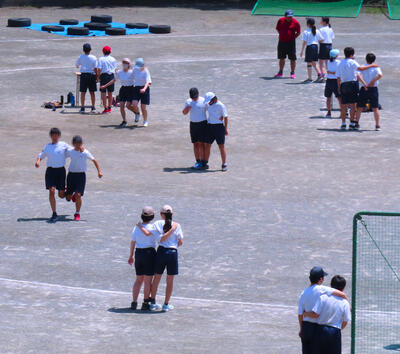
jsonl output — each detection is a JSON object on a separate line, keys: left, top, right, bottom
{"left": 182, "top": 106, "right": 191, "bottom": 115}
{"left": 300, "top": 41, "right": 306, "bottom": 57}
{"left": 35, "top": 149, "right": 46, "bottom": 168}
{"left": 100, "top": 78, "right": 116, "bottom": 90}
{"left": 303, "top": 311, "right": 319, "bottom": 318}
{"left": 224, "top": 116, "right": 228, "bottom": 136}
{"left": 357, "top": 72, "right": 368, "bottom": 89}
{"left": 337, "top": 77, "right": 341, "bottom": 94}
{"left": 160, "top": 223, "right": 178, "bottom": 242}
{"left": 136, "top": 222, "right": 153, "bottom": 236}
{"left": 92, "top": 159, "right": 103, "bottom": 178}
{"left": 368, "top": 73, "right": 383, "bottom": 87}
{"left": 178, "top": 239, "right": 183, "bottom": 247}
{"left": 140, "top": 81, "right": 151, "bottom": 93}
{"left": 358, "top": 64, "right": 378, "bottom": 71}
{"left": 128, "top": 240, "right": 135, "bottom": 265}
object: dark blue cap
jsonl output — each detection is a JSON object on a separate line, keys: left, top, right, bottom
{"left": 310, "top": 266, "right": 328, "bottom": 280}
{"left": 285, "top": 9, "right": 294, "bottom": 17}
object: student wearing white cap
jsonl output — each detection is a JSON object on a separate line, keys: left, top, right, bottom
{"left": 96, "top": 45, "right": 116, "bottom": 114}
{"left": 324, "top": 49, "right": 341, "bottom": 118}
{"left": 132, "top": 58, "right": 151, "bottom": 127}
{"left": 182, "top": 87, "right": 208, "bottom": 169}
{"left": 204, "top": 92, "right": 229, "bottom": 172}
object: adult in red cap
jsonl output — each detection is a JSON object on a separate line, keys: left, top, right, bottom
{"left": 275, "top": 9, "right": 301, "bottom": 79}
{"left": 96, "top": 46, "right": 117, "bottom": 114}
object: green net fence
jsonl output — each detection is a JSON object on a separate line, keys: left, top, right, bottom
{"left": 352, "top": 212, "right": 400, "bottom": 354}
{"left": 387, "top": 0, "right": 400, "bottom": 19}
{"left": 251, "top": 0, "right": 364, "bottom": 18}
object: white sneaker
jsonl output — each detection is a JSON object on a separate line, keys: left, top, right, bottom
{"left": 162, "top": 304, "right": 174, "bottom": 312}
{"left": 143, "top": 121, "right": 149, "bottom": 127}
{"left": 150, "top": 303, "right": 162, "bottom": 311}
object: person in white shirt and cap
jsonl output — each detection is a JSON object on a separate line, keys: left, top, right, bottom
{"left": 132, "top": 58, "right": 152, "bottom": 127}
{"left": 204, "top": 92, "right": 229, "bottom": 172}
{"left": 96, "top": 45, "right": 117, "bottom": 114}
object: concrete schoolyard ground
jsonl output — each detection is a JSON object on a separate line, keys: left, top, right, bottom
{"left": 0, "top": 5, "right": 399, "bottom": 353}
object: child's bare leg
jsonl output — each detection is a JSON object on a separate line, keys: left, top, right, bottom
{"left": 107, "top": 92, "right": 113, "bottom": 108}
{"left": 141, "top": 104, "right": 148, "bottom": 122}
{"left": 143, "top": 276, "right": 152, "bottom": 300}
{"left": 312, "top": 61, "right": 319, "bottom": 75}
{"left": 151, "top": 274, "right": 162, "bottom": 299}
{"left": 120, "top": 102, "right": 126, "bottom": 122}
{"left": 49, "top": 187, "right": 56, "bottom": 213}
{"left": 132, "top": 276, "right": 144, "bottom": 302}
{"left": 58, "top": 190, "right": 65, "bottom": 199}
{"left": 307, "top": 64, "right": 312, "bottom": 80}
{"left": 164, "top": 275, "right": 174, "bottom": 304}
{"left": 350, "top": 103, "right": 356, "bottom": 121}
{"left": 101, "top": 92, "right": 107, "bottom": 109}
{"left": 326, "top": 97, "right": 332, "bottom": 113}
{"left": 218, "top": 144, "right": 226, "bottom": 165}
{"left": 80, "top": 92, "right": 85, "bottom": 108}
{"left": 319, "top": 59, "right": 325, "bottom": 74}
{"left": 355, "top": 107, "right": 363, "bottom": 123}
{"left": 340, "top": 103, "right": 347, "bottom": 123}
{"left": 89, "top": 92, "right": 95, "bottom": 107}
{"left": 75, "top": 193, "right": 82, "bottom": 213}
{"left": 373, "top": 108, "right": 380, "bottom": 126}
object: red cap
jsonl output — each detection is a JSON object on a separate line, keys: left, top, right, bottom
{"left": 103, "top": 46, "right": 111, "bottom": 54}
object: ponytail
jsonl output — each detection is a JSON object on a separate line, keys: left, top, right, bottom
{"left": 163, "top": 212, "right": 173, "bottom": 233}
{"left": 312, "top": 25, "right": 316, "bottom": 36}
{"left": 307, "top": 18, "right": 316, "bottom": 36}
{"left": 322, "top": 17, "right": 331, "bottom": 28}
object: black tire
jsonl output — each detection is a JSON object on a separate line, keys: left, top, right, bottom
{"left": 149, "top": 25, "right": 171, "bottom": 34}
{"left": 67, "top": 27, "right": 89, "bottom": 36}
{"left": 60, "top": 19, "right": 79, "bottom": 25}
{"left": 42, "top": 25, "right": 65, "bottom": 32}
{"left": 105, "top": 27, "right": 126, "bottom": 36}
{"left": 91, "top": 15, "right": 112, "bottom": 23}
{"left": 126, "top": 22, "right": 148, "bottom": 29}
{"left": 84, "top": 22, "right": 111, "bottom": 30}
{"left": 7, "top": 18, "right": 31, "bottom": 27}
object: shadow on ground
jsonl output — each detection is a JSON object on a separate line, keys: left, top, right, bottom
{"left": 108, "top": 307, "right": 164, "bottom": 315}
{"left": 163, "top": 167, "right": 219, "bottom": 174}
{"left": 17, "top": 215, "right": 75, "bottom": 223}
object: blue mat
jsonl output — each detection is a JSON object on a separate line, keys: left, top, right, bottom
{"left": 26, "top": 22, "right": 150, "bottom": 37}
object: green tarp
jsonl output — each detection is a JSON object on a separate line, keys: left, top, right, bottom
{"left": 387, "top": 0, "right": 400, "bottom": 19}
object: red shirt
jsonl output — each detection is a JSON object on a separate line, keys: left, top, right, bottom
{"left": 276, "top": 17, "right": 301, "bottom": 42}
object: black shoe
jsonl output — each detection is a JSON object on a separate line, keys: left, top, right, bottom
{"left": 354, "top": 123, "right": 360, "bottom": 130}
{"left": 91, "top": 106, "right": 96, "bottom": 112}
{"left": 375, "top": 125, "right": 381, "bottom": 131}
{"left": 202, "top": 163, "right": 209, "bottom": 170}
{"left": 119, "top": 121, "right": 127, "bottom": 127}
{"left": 79, "top": 107, "right": 85, "bottom": 114}
{"left": 49, "top": 212, "right": 58, "bottom": 222}
{"left": 326, "top": 111, "right": 331, "bottom": 118}
{"left": 131, "top": 301, "right": 137, "bottom": 310}
{"left": 141, "top": 302, "right": 150, "bottom": 311}
{"left": 221, "top": 164, "right": 228, "bottom": 172}
{"left": 148, "top": 297, "right": 156, "bottom": 305}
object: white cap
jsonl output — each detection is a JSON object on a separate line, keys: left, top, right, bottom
{"left": 160, "top": 205, "right": 173, "bottom": 214}
{"left": 204, "top": 92, "right": 216, "bottom": 104}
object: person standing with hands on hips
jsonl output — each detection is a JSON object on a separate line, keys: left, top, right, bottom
{"left": 132, "top": 58, "right": 152, "bottom": 127}
{"left": 96, "top": 45, "right": 116, "bottom": 114}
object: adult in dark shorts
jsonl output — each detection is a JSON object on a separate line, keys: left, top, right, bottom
{"left": 182, "top": 87, "right": 208, "bottom": 170}
{"left": 97, "top": 46, "right": 116, "bottom": 114}
{"left": 275, "top": 9, "right": 301, "bottom": 79}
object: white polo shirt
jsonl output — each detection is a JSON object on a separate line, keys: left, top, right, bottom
{"left": 38, "top": 141, "right": 70, "bottom": 168}
{"left": 97, "top": 55, "right": 117, "bottom": 75}
{"left": 313, "top": 294, "right": 351, "bottom": 329}
{"left": 76, "top": 54, "right": 97, "bottom": 74}
{"left": 298, "top": 285, "right": 335, "bottom": 323}
{"left": 133, "top": 68, "right": 151, "bottom": 87}
{"left": 319, "top": 26, "right": 335, "bottom": 44}
{"left": 359, "top": 67, "right": 382, "bottom": 87}
{"left": 131, "top": 223, "right": 157, "bottom": 249}
{"left": 184, "top": 97, "right": 207, "bottom": 123}
{"left": 116, "top": 70, "right": 134, "bottom": 86}
{"left": 301, "top": 28, "right": 323, "bottom": 46}
{"left": 336, "top": 58, "right": 360, "bottom": 83}
{"left": 327, "top": 59, "right": 340, "bottom": 79}
{"left": 150, "top": 220, "right": 183, "bottom": 249}
{"left": 66, "top": 148, "right": 95, "bottom": 173}
{"left": 207, "top": 101, "right": 228, "bottom": 125}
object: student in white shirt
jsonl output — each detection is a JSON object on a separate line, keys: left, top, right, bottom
{"left": 182, "top": 87, "right": 208, "bottom": 170}
{"left": 355, "top": 53, "right": 383, "bottom": 131}
{"left": 35, "top": 127, "right": 70, "bottom": 222}
{"left": 96, "top": 46, "right": 116, "bottom": 114}
{"left": 132, "top": 58, "right": 152, "bottom": 127}
{"left": 101, "top": 58, "right": 135, "bottom": 128}
{"left": 204, "top": 92, "right": 229, "bottom": 172}
{"left": 300, "top": 18, "right": 323, "bottom": 83}
{"left": 318, "top": 17, "right": 335, "bottom": 78}
{"left": 65, "top": 135, "right": 102, "bottom": 221}
{"left": 324, "top": 49, "right": 341, "bottom": 118}
{"left": 298, "top": 267, "right": 348, "bottom": 354}
{"left": 75, "top": 43, "right": 97, "bottom": 114}
{"left": 303, "top": 275, "right": 351, "bottom": 354}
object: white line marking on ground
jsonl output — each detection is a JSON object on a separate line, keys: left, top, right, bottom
{"left": 0, "top": 276, "right": 296, "bottom": 310}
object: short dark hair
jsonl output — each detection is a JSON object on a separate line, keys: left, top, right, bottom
{"left": 189, "top": 87, "right": 199, "bottom": 99}
{"left": 331, "top": 275, "right": 346, "bottom": 291}
{"left": 366, "top": 53, "right": 376, "bottom": 64}
{"left": 141, "top": 214, "right": 155, "bottom": 222}
{"left": 49, "top": 127, "right": 61, "bottom": 136}
{"left": 322, "top": 17, "right": 330, "bottom": 24}
{"left": 72, "top": 135, "right": 83, "bottom": 144}
{"left": 344, "top": 47, "right": 355, "bottom": 58}
{"left": 309, "top": 275, "right": 323, "bottom": 284}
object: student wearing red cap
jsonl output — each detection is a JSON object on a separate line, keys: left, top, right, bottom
{"left": 97, "top": 46, "right": 116, "bottom": 114}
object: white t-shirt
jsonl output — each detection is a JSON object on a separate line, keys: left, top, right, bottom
{"left": 66, "top": 148, "right": 95, "bottom": 173}
{"left": 336, "top": 58, "right": 360, "bottom": 83}
{"left": 184, "top": 97, "right": 207, "bottom": 123}
{"left": 97, "top": 55, "right": 116, "bottom": 75}
{"left": 131, "top": 223, "right": 157, "bottom": 249}
{"left": 313, "top": 294, "right": 351, "bottom": 329}
{"left": 359, "top": 67, "right": 382, "bottom": 87}
{"left": 150, "top": 220, "right": 183, "bottom": 249}
{"left": 298, "top": 285, "right": 335, "bottom": 323}
{"left": 301, "top": 28, "right": 323, "bottom": 46}
{"left": 76, "top": 54, "right": 97, "bottom": 74}
{"left": 116, "top": 70, "right": 134, "bottom": 86}
{"left": 133, "top": 68, "right": 151, "bottom": 87}
{"left": 207, "top": 101, "right": 228, "bottom": 125}
{"left": 327, "top": 59, "right": 340, "bottom": 79}
{"left": 38, "top": 141, "right": 70, "bottom": 168}
{"left": 319, "top": 26, "right": 335, "bottom": 44}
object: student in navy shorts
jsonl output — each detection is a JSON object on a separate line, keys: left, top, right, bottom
{"left": 97, "top": 46, "right": 116, "bottom": 114}
{"left": 132, "top": 58, "right": 152, "bottom": 127}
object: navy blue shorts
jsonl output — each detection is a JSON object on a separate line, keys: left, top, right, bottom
{"left": 277, "top": 40, "right": 297, "bottom": 61}
{"left": 45, "top": 167, "right": 66, "bottom": 190}
{"left": 118, "top": 86, "right": 134, "bottom": 102}
{"left": 132, "top": 86, "right": 150, "bottom": 105}
{"left": 325, "top": 79, "right": 339, "bottom": 98}
{"left": 205, "top": 124, "right": 226, "bottom": 145}
{"left": 301, "top": 321, "right": 319, "bottom": 354}
{"left": 155, "top": 246, "right": 178, "bottom": 275}
{"left": 100, "top": 73, "right": 115, "bottom": 93}
{"left": 190, "top": 120, "right": 208, "bottom": 144}
{"left": 357, "top": 87, "right": 379, "bottom": 109}
{"left": 340, "top": 81, "right": 359, "bottom": 104}
{"left": 135, "top": 247, "right": 157, "bottom": 276}
{"left": 319, "top": 43, "right": 332, "bottom": 60}
{"left": 315, "top": 325, "right": 341, "bottom": 354}
{"left": 305, "top": 44, "right": 318, "bottom": 63}
{"left": 80, "top": 73, "right": 97, "bottom": 93}
{"left": 66, "top": 172, "right": 86, "bottom": 196}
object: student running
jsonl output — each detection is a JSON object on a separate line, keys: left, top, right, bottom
{"left": 324, "top": 49, "right": 341, "bottom": 118}
{"left": 355, "top": 53, "right": 383, "bottom": 131}
{"left": 132, "top": 58, "right": 151, "bottom": 127}
{"left": 204, "top": 92, "right": 229, "bottom": 172}
{"left": 97, "top": 46, "right": 116, "bottom": 114}
{"left": 300, "top": 18, "right": 323, "bottom": 83}
{"left": 75, "top": 43, "right": 97, "bottom": 114}
{"left": 35, "top": 128, "right": 70, "bottom": 222}
{"left": 182, "top": 87, "right": 208, "bottom": 170}
{"left": 318, "top": 17, "right": 335, "bottom": 79}
{"left": 101, "top": 58, "right": 135, "bottom": 127}
{"left": 65, "top": 135, "right": 102, "bottom": 221}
